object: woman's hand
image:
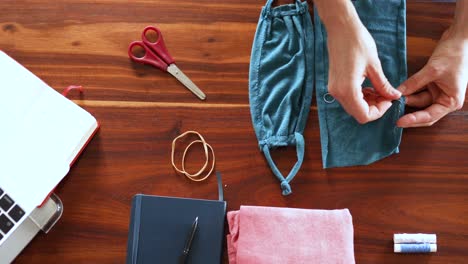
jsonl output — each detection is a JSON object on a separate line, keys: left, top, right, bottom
{"left": 397, "top": 2, "right": 468, "bottom": 128}
{"left": 315, "top": 0, "right": 401, "bottom": 124}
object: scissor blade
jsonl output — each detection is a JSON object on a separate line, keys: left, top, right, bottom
{"left": 167, "top": 64, "right": 206, "bottom": 100}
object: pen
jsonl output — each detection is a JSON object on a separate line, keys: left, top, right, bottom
{"left": 179, "top": 216, "right": 198, "bottom": 264}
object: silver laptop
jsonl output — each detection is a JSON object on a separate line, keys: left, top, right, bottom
{"left": 0, "top": 187, "right": 26, "bottom": 243}
{"left": 0, "top": 51, "right": 97, "bottom": 252}
{"left": 0, "top": 193, "right": 63, "bottom": 263}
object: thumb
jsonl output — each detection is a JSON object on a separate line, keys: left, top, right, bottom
{"left": 368, "top": 61, "right": 401, "bottom": 100}
{"left": 398, "top": 65, "right": 435, "bottom": 96}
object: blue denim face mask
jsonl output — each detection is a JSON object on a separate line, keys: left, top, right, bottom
{"left": 249, "top": 0, "right": 313, "bottom": 195}
{"left": 314, "top": 0, "right": 407, "bottom": 168}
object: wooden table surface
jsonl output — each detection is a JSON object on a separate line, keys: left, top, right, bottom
{"left": 1, "top": 0, "right": 467, "bottom": 263}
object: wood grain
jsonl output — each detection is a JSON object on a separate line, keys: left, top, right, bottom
{"left": 1, "top": 1, "right": 466, "bottom": 263}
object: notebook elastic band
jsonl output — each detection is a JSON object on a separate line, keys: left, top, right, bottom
{"left": 216, "top": 171, "right": 224, "bottom": 201}
{"left": 62, "top": 85, "right": 84, "bottom": 97}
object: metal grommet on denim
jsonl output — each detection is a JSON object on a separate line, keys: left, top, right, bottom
{"left": 323, "top": 93, "right": 335, "bottom": 104}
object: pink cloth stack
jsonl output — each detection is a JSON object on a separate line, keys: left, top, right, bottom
{"left": 227, "top": 206, "right": 355, "bottom": 264}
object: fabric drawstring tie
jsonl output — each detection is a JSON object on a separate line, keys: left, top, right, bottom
{"left": 262, "top": 133, "right": 304, "bottom": 195}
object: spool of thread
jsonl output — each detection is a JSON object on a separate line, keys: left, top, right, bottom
{"left": 394, "top": 243, "right": 437, "bottom": 253}
{"left": 393, "top": 233, "right": 437, "bottom": 244}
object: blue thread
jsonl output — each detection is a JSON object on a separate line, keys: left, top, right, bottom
{"left": 399, "top": 244, "right": 432, "bottom": 253}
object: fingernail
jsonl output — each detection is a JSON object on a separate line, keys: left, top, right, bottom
{"left": 392, "top": 89, "right": 402, "bottom": 97}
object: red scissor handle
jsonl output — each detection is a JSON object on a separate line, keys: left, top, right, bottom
{"left": 128, "top": 41, "right": 168, "bottom": 72}
{"left": 141, "top": 26, "right": 175, "bottom": 65}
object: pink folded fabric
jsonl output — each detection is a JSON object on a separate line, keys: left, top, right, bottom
{"left": 227, "top": 206, "right": 355, "bottom": 264}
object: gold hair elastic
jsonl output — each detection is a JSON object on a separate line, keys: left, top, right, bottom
{"left": 171, "top": 131, "right": 215, "bottom": 181}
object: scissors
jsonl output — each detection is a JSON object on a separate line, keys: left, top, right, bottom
{"left": 128, "top": 26, "right": 206, "bottom": 100}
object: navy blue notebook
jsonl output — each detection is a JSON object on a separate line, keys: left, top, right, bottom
{"left": 126, "top": 194, "right": 226, "bottom": 264}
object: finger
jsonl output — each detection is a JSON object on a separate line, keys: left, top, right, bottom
{"left": 397, "top": 119, "right": 435, "bottom": 128}
{"left": 398, "top": 65, "right": 435, "bottom": 96}
{"left": 363, "top": 87, "right": 395, "bottom": 106}
{"left": 405, "top": 90, "right": 433, "bottom": 108}
{"left": 370, "top": 99, "right": 393, "bottom": 118}
{"left": 396, "top": 103, "right": 451, "bottom": 128}
{"left": 339, "top": 89, "right": 393, "bottom": 124}
{"left": 362, "top": 88, "right": 380, "bottom": 101}
{"left": 362, "top": 87, "right": 377, "bottom": 96}
{"left": 367, "top": 62, "right": 401, "bottom": 99}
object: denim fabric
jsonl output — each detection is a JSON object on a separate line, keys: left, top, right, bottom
{"left": 314, "top": 0, "right": 407, "bottom": 168}
{"left": 249, "top": 0, "right": 314, "bottom": 195}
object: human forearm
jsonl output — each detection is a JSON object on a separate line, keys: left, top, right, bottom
{"left": 314, "top": 0, "right": 362, "bottom": 33}
{"left": 452, "top": 0, "right": 468, "bottom": 39}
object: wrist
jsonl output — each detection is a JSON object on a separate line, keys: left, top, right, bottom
{"left": 452, "top": 0, "right": 468, "bottom": 40}
{"left": 444, "top": 26, "right": 468, "bottom": 47}
{"left": 451, "top": 24, "right": 468, "bottom": 41}
{"left": 315, "top": 0, "right": 362, "bottom": 34}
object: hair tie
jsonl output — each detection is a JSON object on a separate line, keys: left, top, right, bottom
{"left": 171, "top": 131, "right": 215, "bottom": 181}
